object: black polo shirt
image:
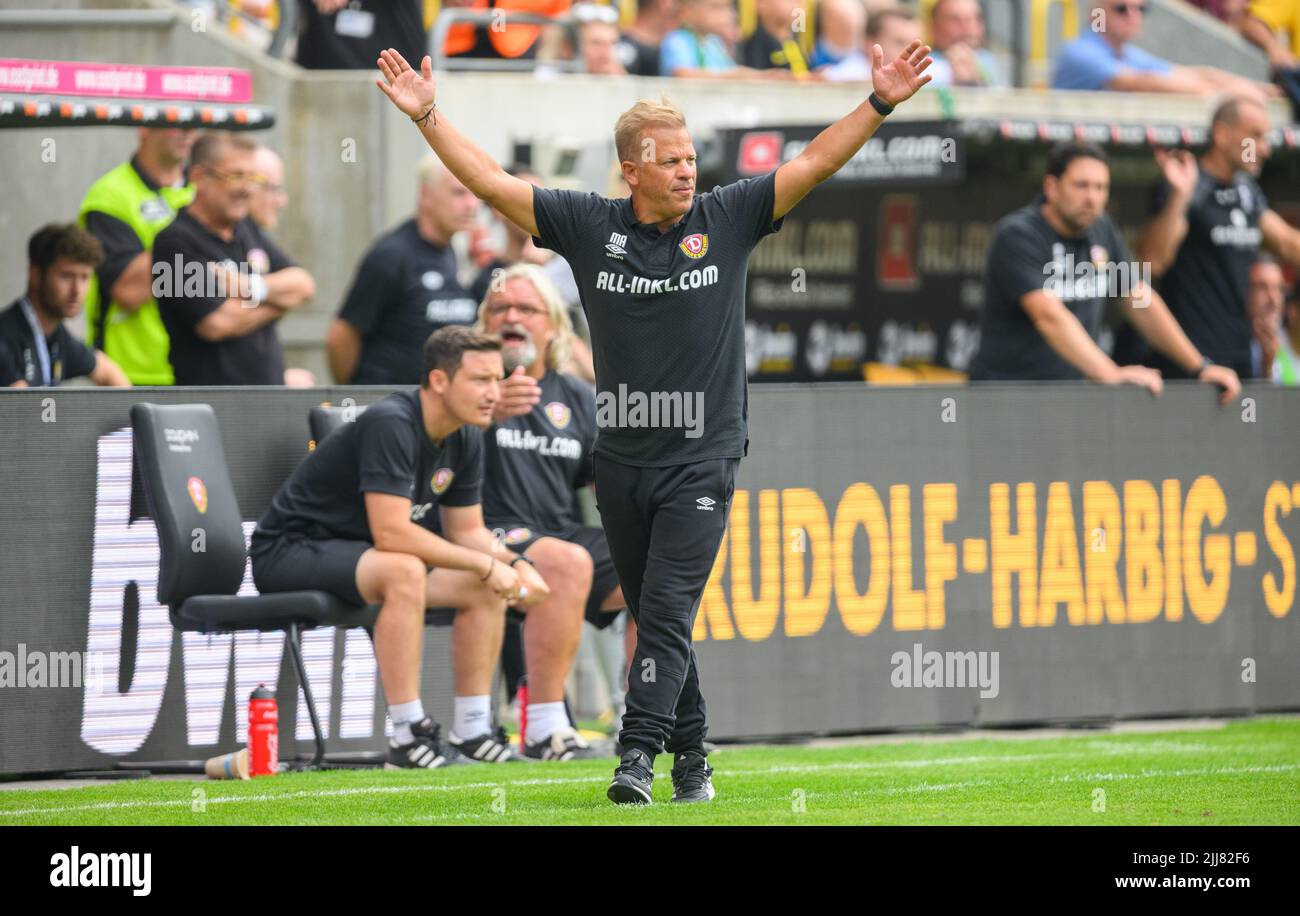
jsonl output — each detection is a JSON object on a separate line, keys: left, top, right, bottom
{"left": 152, "top": 208, "right": 291, "bottom": 385}
{"left": 482, "top": 370, "right": 598, "bottom": 538}
{"left": 339, "top": 218, "right": 478, "bottom": 385}
{"left": 1146, "top": 169, "right": 1267, "bottom": 377}
{"left": 0, "top": 298, "right": 97, "bottom": 386}
{"left": 254, "top": 389, "right": 483, "bottom": 544}
{"left": 531, "top": 170, "right": 784, "bottom": 467}
{"left": 736, "top": 27, "right": 803, "bottom": 71}
{"left": 969, "top": 197, "right": 1130, "bottom": 381}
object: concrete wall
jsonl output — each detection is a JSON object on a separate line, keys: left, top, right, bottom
{"left": 0, "top": 0, "right": 1286, "bottom": 381}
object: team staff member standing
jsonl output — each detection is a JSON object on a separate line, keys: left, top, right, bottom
{"left": 969, "top": 142, "right": 1241, "bottom": 403}
{"left": 252, "top": 327, "right": 549, "bottom": 767}
{"left": 152, "top": 132, "right": 315, "bottom": 385}
{"left": 375, "top": 39, "right": 934, "bottom": 804}
{"left": 1137, "top": 96, "right": 1300, "bottom": 379}
{"left": 476, "top": 264, "right": 628, "bottom": 761}
{"left": 79, "top": 127, "right": 196, "bottom": 385}
{"left": 326, "top": 155, "right": 481, "bottom": 385}
{"left": 1, "top": 224, "right": 129, "bottom": 388}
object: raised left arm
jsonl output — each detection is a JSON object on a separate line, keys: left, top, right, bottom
{"left": 773, "top": 40, "right": 932, "bottom": 220}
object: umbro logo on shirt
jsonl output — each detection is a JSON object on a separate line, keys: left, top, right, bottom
{"left": 605, "top": 232, "right": 628, "bottom": 260}
{"left": 695, "top": 497, "right": 716, "bottom": 511}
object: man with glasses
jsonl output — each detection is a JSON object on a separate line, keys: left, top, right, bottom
{"left": 1053, "top": 0, "right": 1277, "bottom": 103}
{"left": 152, "top": 131, "right": 316, "bottom": 385}
{"left": 475, "top": 264, "right": 629, "bottom": 761}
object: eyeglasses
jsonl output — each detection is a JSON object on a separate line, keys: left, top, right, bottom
{"left": 204, "top": 166, "right": 271, "bottom": 188}
{"left": 485, "top": 302, "right": 548, "bottom": 319}
{"left": 1113, "top": 3, "right": 1147, "bottom": 14}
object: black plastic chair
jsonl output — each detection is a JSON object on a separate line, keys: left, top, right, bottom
{"left": 131, "top": 402, "right": 377, "bottom": 769}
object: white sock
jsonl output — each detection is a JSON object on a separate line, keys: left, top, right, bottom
{"left": 525, "top": 701, "right": 569, "bottom": 746}
{"left": 453, "top": 695, "right": 491, "bottom": 738}
{"left": 389, "top": 699, "right": 426, "bottom": 746}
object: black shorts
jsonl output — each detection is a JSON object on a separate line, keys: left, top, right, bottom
{"left": 494, "top": 524, "right": 624, "bottom": 629}
{"left": 250, "top": 531, "right": 370, "bottom": 607}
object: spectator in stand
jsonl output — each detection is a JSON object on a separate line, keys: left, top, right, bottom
{"left": 926, "top": 0, "right": 1007, "bottom": 87}
{"left": 736, "top": 0, "right": 813, "bottom": 76}
{"left": 661, "top": 0, "right": 765, "bottom": 77}
{"left": 1136, "top": 97, "right": 1300, "bottom": 379}
{"left": 152, "top": 132, "right": 314, "bottom": 385}
{"left": 326, "top": 155, "right": 481, "bottom": 384}
{"left": 79, "top": 127, "right": 196, "bottom": 386}
{"left": 1, "top": 224, "right": 129, "bottom": 388}
{"left": 809, "top": 0, "right": 867, "bottom": 68}
{"left": 618, "top": 0, "right": 680, "bottom": 75}
{"left": 822, "top": 7, "right": 923, "bottom": 82}
{"left": 967, "top": 141, "right": 1241, "bottom": 404}
{"left": 571, "top": 4, "right": 628, "bottom": 74}
{"left": 248, "top": 145, "right": 317, "bottom": 388}
{"left": 296, "top": 0, "right": 426, "bottom": 69}
{"left": 1240, "top": 0, "right": 1300, "bottom": 114}
{"left": 1053, "top": 0, "right": 1279, "bottom": 103}
{"left": 443, "top": 0, "right": 572, "bottom": 64}
{"left": 1246, "top": 254, "right": 1295, "bottom": 380}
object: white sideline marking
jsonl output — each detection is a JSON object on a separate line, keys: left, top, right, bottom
{"left": 1, "top": 752, "right": 1294, "bottom": 820}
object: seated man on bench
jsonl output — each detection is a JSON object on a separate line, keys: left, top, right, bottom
{"left": 251, "top": 325, "right": 549, "bottom": 768}
{"left": 478, "top": 265, "right": 630, "bottom": 760}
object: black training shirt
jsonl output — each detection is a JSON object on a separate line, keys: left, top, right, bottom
{"left": 969, "top": 197, "right": 1131, "bottom": 381}
{"left": 0, "top": 298, "right": 98, "bottom": 386}
{"left": 255, "top": 389, "right": 483, "bottom": 544}
{"left": 531, "top": 170, "right": 784, "bottom": 467}
{"left": 1147, "top": 168, "right": 1267, "bottom": 374}
{"left": 152, "top": 208, "right": 291, "bottom": 385}
{"left": 339, "top": 218, "right": 478, "bottom": 385}
{"left": 482, "top": 370, "right": 598, "bottom": 538}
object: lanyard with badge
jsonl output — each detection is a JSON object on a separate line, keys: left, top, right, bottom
{"left": 18, "top": 297, "right": 52, "bottom": 386}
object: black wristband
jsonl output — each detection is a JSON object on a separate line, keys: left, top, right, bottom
{"left": 412, "top": 103, "right": 437, "bottom": 127}
{"left": 868, "top": 92, "right": 894, "bottom": 117}
{"left": 509, "top": 555, "right": 535, "bottom": 569}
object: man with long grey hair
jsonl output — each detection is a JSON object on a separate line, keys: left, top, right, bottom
{"left": 476, "top": 264, "right": 629, "bottom": 760}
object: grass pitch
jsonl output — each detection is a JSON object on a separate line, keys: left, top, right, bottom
{"left": 2, "top": 717, "right": 1297, "bottom": 826}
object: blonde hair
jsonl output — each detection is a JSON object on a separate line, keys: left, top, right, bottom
{"left": 614, "top": 96, "right": 687, "bottom": 165}
{"left": 475, "top": 263, "right": 574, "bottom": 372}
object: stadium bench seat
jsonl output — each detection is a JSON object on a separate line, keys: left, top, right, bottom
{"left": 131, "top": 402, "right": 378, "bottom": 769}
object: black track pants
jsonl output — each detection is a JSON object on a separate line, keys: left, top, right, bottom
{"left": 593, "top": 453, "right": 738, "bottom": 760}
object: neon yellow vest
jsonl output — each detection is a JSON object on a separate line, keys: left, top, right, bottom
{"left": 79, "top": 162, "right": 194, "bottom": 385}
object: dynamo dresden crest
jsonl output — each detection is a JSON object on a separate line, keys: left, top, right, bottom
{"left": 544, "top": 401, "right": 571, "bottom": 429}
{"left": 679, "top": 233, "right": 708, "bottom": 259}
{"left": 187, "top": 476, "right": 208, "bottom": 514}
{"left": 431, "top": 468, "right": 454, "bottom": 495}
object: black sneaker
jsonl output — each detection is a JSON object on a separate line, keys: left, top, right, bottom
{"left": 447, "top": 724, "right": 515, "bottom": 763}
{"left": 607, "top": 747, "right": 655, "bottom": 805}
{"left": 524, "top": 725, "right": 601, "bottom": 761}
{"left": 670, "top": 751, "right": 715, "bottom": 803}
{"left": 386, "top": 717, "right": 459, "bottom": 769}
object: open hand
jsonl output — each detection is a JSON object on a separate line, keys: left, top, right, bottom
{"left": 871, "top": 39, "right": 933, "bottom": 107}
{"left": 375, "top": 48, "right": 436, "bottom": 120}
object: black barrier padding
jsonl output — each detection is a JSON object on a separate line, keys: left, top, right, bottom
{"left": 0, "top": 384, "right": 1297, "bottom": 774}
